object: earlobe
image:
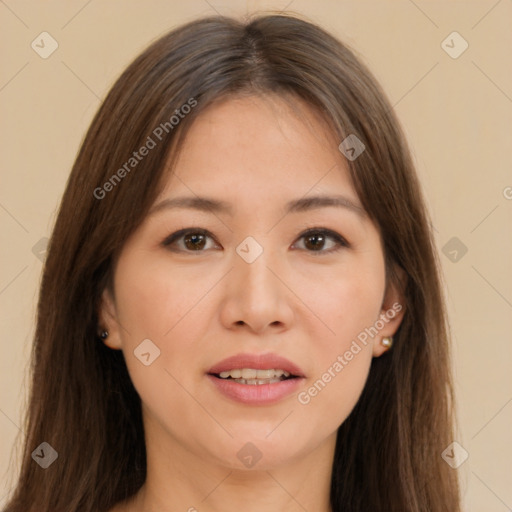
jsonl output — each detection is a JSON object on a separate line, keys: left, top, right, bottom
{"left": 98, "top": 287, "right": 122, "bottom": 350}
{"left": 373, "top": 266, "right": 407, "bottom": 357}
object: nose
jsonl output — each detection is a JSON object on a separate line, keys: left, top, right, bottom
{"left": 219, "top": 246, "right": 294, "bottom": 334}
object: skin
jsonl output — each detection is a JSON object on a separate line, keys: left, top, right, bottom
{"left": 101, "top": 94, "right": 405, "bottom": 512}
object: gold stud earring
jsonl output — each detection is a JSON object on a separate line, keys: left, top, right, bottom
{"left": 381, "top": 336, "right": 393, "bottom": 349}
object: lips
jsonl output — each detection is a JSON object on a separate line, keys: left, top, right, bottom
{"left": 207, "top": 352, "right": 305, "bottom": 405}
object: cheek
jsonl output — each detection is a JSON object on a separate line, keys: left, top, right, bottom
{"left": 112, "top": 253, "right": 213, "bottom": 412}
{"left": 332, "top": 275, "right": 384, "bottom": 344}
{"left": 113, "top": 252, "right": 214, "bottom": 342}
{"left": 301, "top": 254, "right": 386, "bottom": 355}
{"left": 293, "top": 255, "right": 385, "bottom": 425}
{"left": 112, "top": 260, "right": 205, "bottom": 445}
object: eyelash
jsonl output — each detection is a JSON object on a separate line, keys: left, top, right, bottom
{"left": 161, "top": 227, "right": 349, "bottom": 255}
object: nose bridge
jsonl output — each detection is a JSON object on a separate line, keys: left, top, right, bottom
{"left": 220, "top": 235, "right": 293, "bottom": 332}
{"left": 234, "top": 237, "right": 279, "bottom": 300}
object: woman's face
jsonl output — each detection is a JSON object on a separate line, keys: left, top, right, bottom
{"left": 101, "top": 94, "right": 404, "bottom": 471}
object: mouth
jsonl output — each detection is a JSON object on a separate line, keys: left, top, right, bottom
{"left": 207, "top": 353, "right": 305, "bottom": 405}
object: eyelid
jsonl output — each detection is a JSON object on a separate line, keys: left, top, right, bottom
{"left": 161, "top": 228, "right": 219, "bottom": 251}
{"left": 292, "top": 227, "right": 350, "bottom": 253}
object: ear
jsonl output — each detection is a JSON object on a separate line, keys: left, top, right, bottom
{"left": 98, "top": 287, "right": 122, "bottom": 350}
{"left": 372, "top": 265, "right": 407, "bottom": 357}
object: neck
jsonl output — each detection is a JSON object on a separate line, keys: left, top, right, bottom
{"left": 125, "top": 424, "right": 336, "bottom": 512}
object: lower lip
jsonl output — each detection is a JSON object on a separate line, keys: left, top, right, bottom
{"left": 207, "top": 375, "right": 304, "bottom": 405}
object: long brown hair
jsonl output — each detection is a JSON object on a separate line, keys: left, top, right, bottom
{"left": 4, "top": 13, "right": 460, "bottom": 511}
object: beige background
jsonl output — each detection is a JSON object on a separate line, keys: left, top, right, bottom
{"left": 1, "top": 1, "right": 511, "bottom": 510}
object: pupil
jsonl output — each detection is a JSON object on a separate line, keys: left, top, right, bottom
{"left": 306, "top": 233, "right": 324, "bottom": 250}
{"left": 184, "top": 233, "right": 205, "bottom": 250}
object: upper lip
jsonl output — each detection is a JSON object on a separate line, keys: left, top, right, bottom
{"left": 208, "top": 352, "right": 305, "bottom": 377}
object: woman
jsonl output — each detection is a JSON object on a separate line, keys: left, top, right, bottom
{"left": 4, "top": 13, "right": 461, "bottom": 512}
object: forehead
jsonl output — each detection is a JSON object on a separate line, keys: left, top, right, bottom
{"left": 158, "top": 94, "right": 359, "bottom": 208}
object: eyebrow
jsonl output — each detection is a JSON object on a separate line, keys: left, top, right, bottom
{"left": 149, "top": 194, "right": 367, "bottom": 218}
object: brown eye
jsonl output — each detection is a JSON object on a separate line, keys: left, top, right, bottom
{"left": 293, "top": 228, "right": 349, "bottom": 254}
{"left": 162, "top": 228, "right": 219, "bottom": 252}
{"left": 183, "top": 233, "right": 207, "bottom": 250}
{"left": 304, "top": 232, "right": 327, "bottom": 251}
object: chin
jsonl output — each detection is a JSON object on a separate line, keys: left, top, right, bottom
{"left": 202, "top": 431, "right": 313, "bottom": 472}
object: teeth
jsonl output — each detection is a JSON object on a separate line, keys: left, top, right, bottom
{"left": 241, "top": 368, "right": 257, "bottom": 379}
{"left": 238, "top": 378, "right": 282, "bottom": 385}
{"left": 218, "top": 368, "right": 291, "bottom": 380}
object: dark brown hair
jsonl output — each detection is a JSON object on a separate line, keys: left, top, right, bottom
{"left": 4, "top": 13, "right": 460, "bottom": 511}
